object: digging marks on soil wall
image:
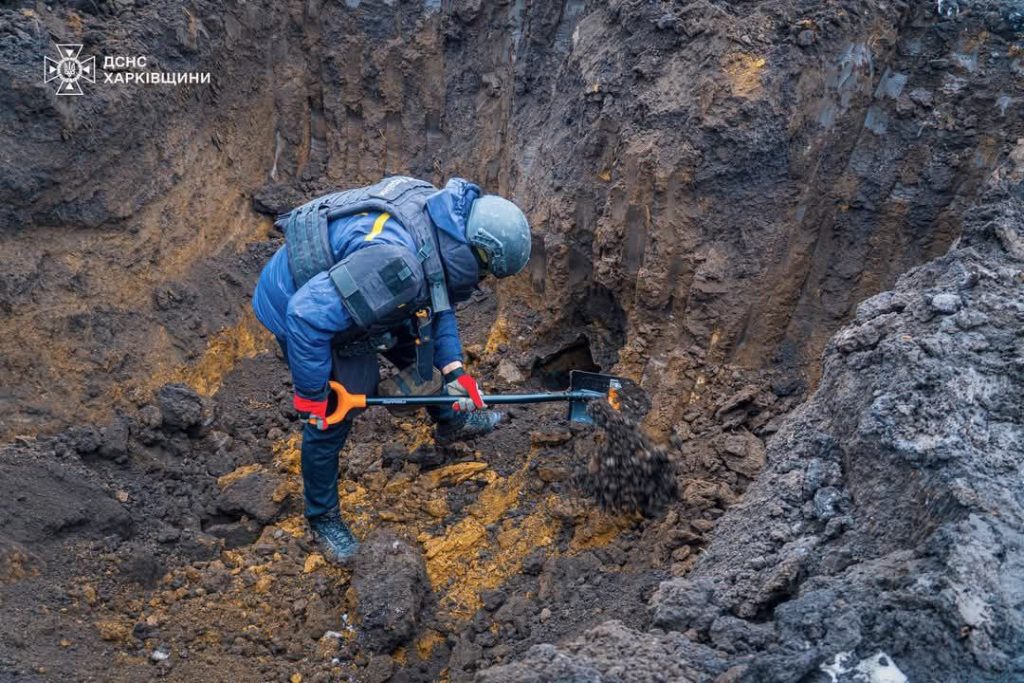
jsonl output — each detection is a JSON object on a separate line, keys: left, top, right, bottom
{"left": 0, "top": 0, "right": 278, "bottom": 438}
{"left": 6, "top": 0, "right": 1021, "bottom": 440}
{"left": 485, "top": 0, "right": 1024, "bottom": 438}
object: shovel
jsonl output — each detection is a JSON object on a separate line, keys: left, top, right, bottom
{"left": 319, "top": 370, "right": 623, "bottom": 426}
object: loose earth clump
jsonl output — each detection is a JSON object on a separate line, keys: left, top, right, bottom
{"left": 350, "top": 531, "right": 431, "bottom": 653}
{"left": 580, "top": 382, "right": 676, "bottom": 515}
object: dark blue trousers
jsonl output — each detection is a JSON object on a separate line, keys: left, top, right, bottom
{"left": 286, "top": 335, "right": 457, "bottom": 519}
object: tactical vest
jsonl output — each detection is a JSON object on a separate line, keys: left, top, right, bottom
{"left": 277, "top": 176, "right": 453, "bottom": 314}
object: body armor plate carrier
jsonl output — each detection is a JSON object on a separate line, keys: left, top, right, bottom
{"left": 277, "top": 176, "right": 452, "bottom": 314}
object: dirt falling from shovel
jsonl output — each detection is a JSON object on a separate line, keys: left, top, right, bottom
{"left": 580, "top": 381, "right": 677, "bottom": 515}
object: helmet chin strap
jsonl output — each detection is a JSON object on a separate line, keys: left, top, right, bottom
{"left": 472, "top": 245, "right": 491, "bottom": 277}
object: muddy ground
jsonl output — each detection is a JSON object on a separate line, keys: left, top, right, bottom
{"left": 1, "top": 0, "right": 1024, "bottom": 681}
{"left": 0, "top": 268, "right": 793, "bottom": 681}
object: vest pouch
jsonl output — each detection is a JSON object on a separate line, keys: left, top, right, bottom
{"left": 327, "top": 244, "right": 426, "bottom": 333}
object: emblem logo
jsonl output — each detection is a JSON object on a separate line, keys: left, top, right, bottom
{"left": 43, "top": 44, "right": 96, "bottom": 96}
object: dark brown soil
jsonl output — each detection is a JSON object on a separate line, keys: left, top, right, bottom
{"left": 0, "top": 297, "right": 784, "bottom": 681}
{"left": 485, "top": 174, "right": 1024, "bottom": 683}
{"left": 580, "top": 382, "right": 677, "bottom": 515}
{"left": 1, "top": 0, "right": 1023, "bottom": 681}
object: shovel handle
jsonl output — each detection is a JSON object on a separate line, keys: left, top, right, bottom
{"left": 323, "top": 381, "right": 606, "bottom": 425}
{"left": 323, "top": 381, "right": 367, "bottom": 425}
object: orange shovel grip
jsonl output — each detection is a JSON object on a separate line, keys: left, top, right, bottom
{"left": 324, "top": 380, "right": 367, "bottom": 425}
{"left": 607, "top": 386, "right": 621, "bottom": 411}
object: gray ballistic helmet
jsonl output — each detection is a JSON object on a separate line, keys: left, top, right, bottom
{"left": 465, "top": 195, "right": 531, "bottom": 278}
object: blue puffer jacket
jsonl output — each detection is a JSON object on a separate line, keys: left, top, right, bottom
{"left": 252, "top": 179, "right": 482, "bottom": 399}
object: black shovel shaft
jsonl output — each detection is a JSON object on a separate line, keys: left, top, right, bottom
{"left": 363, "top": 389, "right": 604, "bottom": 408}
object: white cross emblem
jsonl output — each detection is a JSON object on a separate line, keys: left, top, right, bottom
{"left": 43, "top": 44, "right": 96, "bottom": 96}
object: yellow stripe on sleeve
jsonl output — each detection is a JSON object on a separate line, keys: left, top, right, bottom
{"left": 364, "top": 212, "right": 391, "bottom": 241}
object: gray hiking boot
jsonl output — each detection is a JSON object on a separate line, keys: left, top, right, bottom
{"left": 308, "top": 508, "right": 360, "bottom": 565}
{"left": 435, "top": 410, "right": 503, "bottom": 445}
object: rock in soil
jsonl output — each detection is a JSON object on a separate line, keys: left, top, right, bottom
{"left": 217, "top": 471, "right": 285, "bottom": 524}
{"left": 205, "top": 520, "right": 262, "bottom": 549}
{"left": 351, "top": 531, "right": 430, "bottom": 653}
{"left": 157, "top": 383, "right": 213, "bottom": 433}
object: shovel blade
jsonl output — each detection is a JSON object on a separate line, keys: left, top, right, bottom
{"left": 568, "top": 370, "right": 624, "bottom": 425}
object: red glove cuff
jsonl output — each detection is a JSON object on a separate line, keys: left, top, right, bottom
{"left": 294, "top": 394, "right": 328, "bottom": 418}
{"left": 456, "top": 375, "right": 485, "bottom": 409}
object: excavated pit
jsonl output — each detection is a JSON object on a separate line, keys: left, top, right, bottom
{"left": 1, "top": 0, "right": 1024, "bottom": 681}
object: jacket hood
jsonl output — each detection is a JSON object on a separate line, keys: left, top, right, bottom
{"left": 426, "top": 177, "right": 481, "bottom": 243}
